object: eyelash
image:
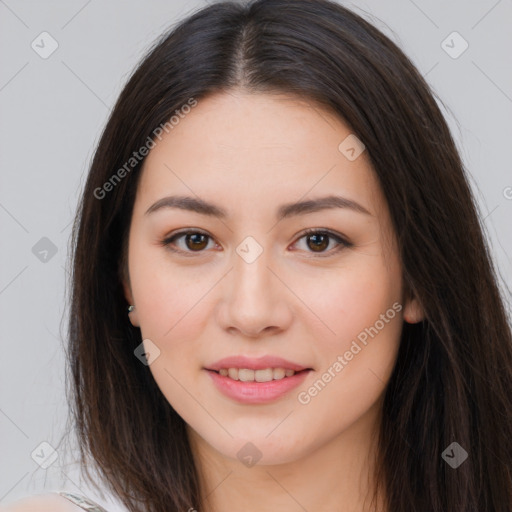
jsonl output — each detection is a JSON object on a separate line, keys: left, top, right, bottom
{"left": 160, "top": 228, "right": 352, "bottom": 258}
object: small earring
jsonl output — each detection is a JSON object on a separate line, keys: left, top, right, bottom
{"left": 127, "top": 305, "right": 135, "bottom": 313}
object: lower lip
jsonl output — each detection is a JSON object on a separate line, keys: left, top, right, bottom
{"left": 205, "top": 369, "right": 311, "bottom": 404}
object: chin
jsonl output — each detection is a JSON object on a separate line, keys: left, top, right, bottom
{"left": 204, "top": 430, "right": 315, "bottom": 467}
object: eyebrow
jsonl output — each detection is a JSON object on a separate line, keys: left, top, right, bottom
{"left": 144, "top": 194, "right": 371, "bottom": 219}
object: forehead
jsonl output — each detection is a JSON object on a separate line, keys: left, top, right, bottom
{"left": 135, "top": 91, "right": 381, "bottom": 218}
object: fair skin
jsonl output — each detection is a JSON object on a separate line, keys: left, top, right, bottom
{"left": 122, "top": 90, "right": 423, "bottom": 512}
{"left": 1, "top": 90, "right": 423, "bottom": 512}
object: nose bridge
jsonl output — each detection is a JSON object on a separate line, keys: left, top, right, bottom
{"left": 231, "top": 234, "right": 274, "bottom": 302}
{"left": 220, "top": 233, "right": 288, "bottom": 336}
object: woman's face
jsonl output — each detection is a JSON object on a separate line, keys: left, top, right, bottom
{"left": 123, "top": 90, "right": 422, "bottom": 465}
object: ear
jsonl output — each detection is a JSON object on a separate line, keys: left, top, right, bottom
{"left": 122, "top": 280, "right": 140, "bottom": 328}
{"left": 402, "top": 291, "right": 425, "bottom": 324}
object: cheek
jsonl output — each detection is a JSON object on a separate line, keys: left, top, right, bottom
{"left": 292, "top": 259, "right": 402, "bottom": 347}
{"left": 291, "top": 258, "right": 403, "bottom": 411}
{"left": 128, "top": 238, "right": 216, "bottom": 341}
{"left": 128, "top": 245, "right": 215, "bottom": 422}
{"left": 293, "top": 302, "right": 402, "bottom": 453}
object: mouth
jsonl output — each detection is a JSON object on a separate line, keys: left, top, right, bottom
{"left": 204, "top": 355, "right": 313, "bottom": 404}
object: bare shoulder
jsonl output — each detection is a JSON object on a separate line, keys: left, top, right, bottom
{"left": 0, "top": 493, "right": 84, "bottom": 512}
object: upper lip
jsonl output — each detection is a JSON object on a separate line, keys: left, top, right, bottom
{"left": 205, "top": 355, "right": 312, "bottom": 372}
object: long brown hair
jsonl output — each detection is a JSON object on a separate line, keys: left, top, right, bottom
{"left": 63, "top": 0, "right": 512, "bottom": 510}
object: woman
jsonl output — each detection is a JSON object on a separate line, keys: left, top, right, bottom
{"left": 5, "top": 0, "right": 511, "bottom": 510}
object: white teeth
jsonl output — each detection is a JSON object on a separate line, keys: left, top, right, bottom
{"left": 228, "top": 368, "right": 239, "bottom": 380}
{"left": 255, "top": 368, "right": 273, "bottom": 382}
{"left": 273, "top": 368, "right": 286, "bottom": 380}
{"left": 238, "top": 369, "right": 254, "bottom": 382}
{"left": 218, "top": 367, "right": 297, "bottom": 381}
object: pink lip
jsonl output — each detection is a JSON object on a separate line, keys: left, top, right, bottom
{"left": 204, "top": 355, "right": 313, "bottom": 404}
{"left": 205, "top": 355, "right": 310, "bottom": 372}
{"left": 205, "top": 368, "right": 312, "bottom": 404}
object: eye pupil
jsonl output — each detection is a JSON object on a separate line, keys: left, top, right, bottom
{"left": 307, "top": 233, "right": 329, "bottom": 252}
{"left": 186, "top": 233, "right": 208, "bottom": 250}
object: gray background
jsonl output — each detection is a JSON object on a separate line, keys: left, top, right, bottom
{"left": 1, "top": 0, "right": 511, "bottom": 510}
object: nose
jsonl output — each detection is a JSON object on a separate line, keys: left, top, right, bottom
{"left": 216, "top": 242, "right": 293, "bottom": 339}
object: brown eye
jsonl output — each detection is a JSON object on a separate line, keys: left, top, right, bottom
{"left": 184, "top": 232, "right": 209, "bottom": 251}
{"left": 293, "top": 229, "right": 351, "bottom": 257}
{"left": 306, "top": 233, "right": 330, "bottom": 252}
{"left": 161, "top": 230, "right": 215, "bottom": 255}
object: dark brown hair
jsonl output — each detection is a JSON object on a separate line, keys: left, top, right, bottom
{"left": 63, "top": 0, "right": 512, "bottom": 510}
